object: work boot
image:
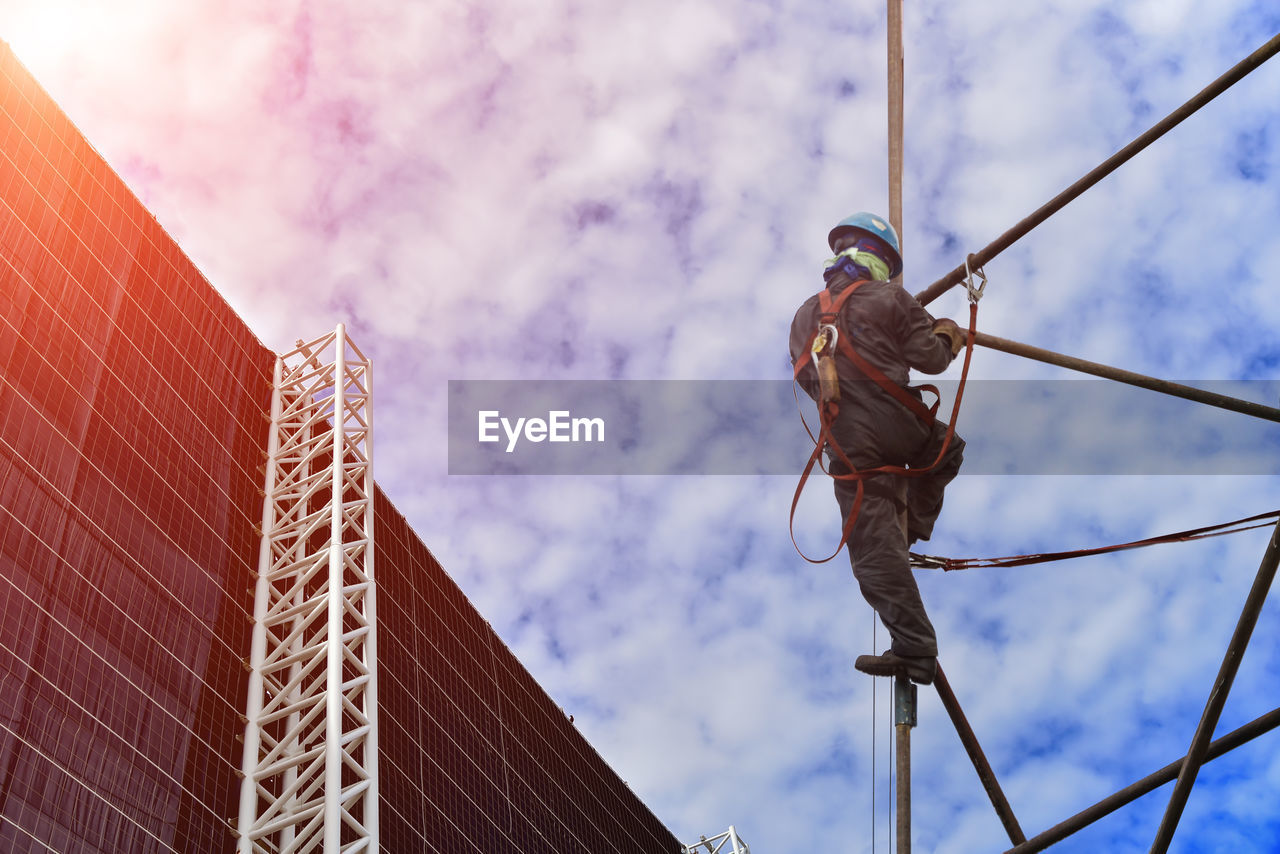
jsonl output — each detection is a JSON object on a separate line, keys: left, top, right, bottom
{"left": 855, "top": 650, "right": 937, "bottom": 685}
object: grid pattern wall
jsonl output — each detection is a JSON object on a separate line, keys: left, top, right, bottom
{"left": 375, "top": 492, "right": 680, "bottom": 854}
{"left": 0, "top": 42, "right": 274, "bottom": 852}
{"left": 0, "top": 40, "right": 679, "bottom": 854}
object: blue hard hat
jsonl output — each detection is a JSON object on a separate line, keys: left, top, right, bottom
{"left": 828, "top": 212, "right": 903, "bottom": 277}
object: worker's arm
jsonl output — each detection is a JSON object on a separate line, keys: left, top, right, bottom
{"left": 789, "top": 298, "right": 822, "bottom": 400}
{"left": 895, "top": 288, "right": 957, "bottom": 375}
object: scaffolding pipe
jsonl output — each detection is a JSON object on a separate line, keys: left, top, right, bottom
{"left": 1149, "top": 517, "right": 1280, "bottom": 853}
{"left": 237, "top": 356, "right": 284, "bottom": 852}
{"left": 887, "top": 0, "right": 905, "bottom": 284}
{"left": 1004, "top": 705, "right": 1280, "bottom": 854}
{"left": 914, "top": 31, "right": 1280, "bottom": 308}
{"left": 362, "top": 340, "right": 380, "bottom": 850}
{"left": 895, "top": 722, "right": 910, "bottom": 854}
{"left": 973, "top": 330, "right": 1280, "bottom": 424}
{"left": 894, "top": 674, "right": 915, "bottom": 854}
{"left": 324, "top": 323, "right": 349, "bottom": 854}
{"left": 933, "top": 664, "right": 1025, "bottom": 846}
{"left": 888, "top": 8, "right": 908, "bottom": 851}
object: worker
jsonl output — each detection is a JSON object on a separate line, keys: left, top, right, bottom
{"left": 789, "top": 212, "right": 967, "bottom": 685}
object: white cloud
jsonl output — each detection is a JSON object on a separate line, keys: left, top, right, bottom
{"left": 6, "top": 0, "right": 1280, "bottom": 850}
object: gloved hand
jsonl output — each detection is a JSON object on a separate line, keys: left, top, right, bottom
{"left": 932, "top": 318, "right": 966, "bottom": 357}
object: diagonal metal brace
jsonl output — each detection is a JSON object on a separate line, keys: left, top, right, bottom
{"left": 1004, "top": 706, "right": 1280, "bottom": 854}
{"left": 934, "top": 663, "right": 1026, "bottom": 846}
{"left": 1148, "top": 517, "right": 1280, "bottom": 853}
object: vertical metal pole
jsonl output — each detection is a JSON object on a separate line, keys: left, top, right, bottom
{"left": 895, "top": 674, "right": 916, "bottom": 854}
{"left": 363, "top": 344, "right": 380, "bottom": 850}
{"left": 890, "top": 0, "right": 911, "bottom": 845}
{"left": 871, "top": 623, "right": 878, "bottom": 854}
{"left": 325, "top": 323, "right": 348, "bottom": 852}
{"left": 888, "top": 6, "right": 909, "bottom": 851}
{"left": 887, "top": 0, "right": 905, "bottom": 281}
{"left": 282, "top": 375, "right": 315, "bottom": 853}
{"left": 1149, "top": 518, "right": 1280, "bottom": 853}
{"left": 238, "top": 356, "right": 285, "bottom": 852}
{"left": 280, "top": 390, "right": 310, "bottom": 854}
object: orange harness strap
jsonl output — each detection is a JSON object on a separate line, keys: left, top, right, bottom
{"left": 790, "top": 283, "right": 977, "bottom": 563}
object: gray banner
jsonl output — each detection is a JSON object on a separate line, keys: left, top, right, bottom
{"left": 447, "top": 380, "right": 1280, "bottom": 475}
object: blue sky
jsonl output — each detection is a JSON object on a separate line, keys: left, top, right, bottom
{"left": 4, "top": 0, "right": 1280, "bottom": 851}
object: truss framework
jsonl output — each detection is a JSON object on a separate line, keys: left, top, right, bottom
{"left": 1000, "top": 518, "right": 1280, "bottom": 854}
{"left": 683, "top": 825, "right": 751, "bottom": 854}
{"left": 237, "top": 325, "right": 379, "bottom": 853}
{"left": 866, "top": 24, "right": 1280, "bottom": 854}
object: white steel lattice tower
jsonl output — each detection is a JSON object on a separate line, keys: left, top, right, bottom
{"left": 238, "top": 325, "right": 379, "bottom": 853}
{"left": 682, "top": 826, "right": 751, "bottom": 854}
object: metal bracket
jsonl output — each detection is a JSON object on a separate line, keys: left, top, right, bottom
{"left": 895, "top": 674, "right": 918, "bottom": 728}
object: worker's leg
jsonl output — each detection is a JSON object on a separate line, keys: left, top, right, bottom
{"left": 906, "top": 429, "right": 965, "bottom": 544}
{"left": 835, "top": 477, "right": 938, "bottom": 658}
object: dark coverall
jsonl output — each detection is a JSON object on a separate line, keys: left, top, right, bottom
{"left": 790, "top": 274, "right": 964, "bottom": 658}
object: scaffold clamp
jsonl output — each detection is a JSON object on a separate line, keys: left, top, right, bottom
{"left": 895, "top": 674, "right": 918, "bottom": 728}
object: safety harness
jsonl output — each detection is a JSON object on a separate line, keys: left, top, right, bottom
{"left": 790, "top": 277, "right": 980, "bottom": 563}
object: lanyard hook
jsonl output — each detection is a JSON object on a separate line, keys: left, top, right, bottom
{"left": 812, "top": 323, "right": 842, "bottom": 403}
{"left": 965, "top": 253, "right": 987, "bottom": 304}
{"left": 812, "top": 323, "right": 840, "bottom": 357}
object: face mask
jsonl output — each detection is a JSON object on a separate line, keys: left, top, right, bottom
{"left": 824, "top": 242, "right": 891, "bottom": 283}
